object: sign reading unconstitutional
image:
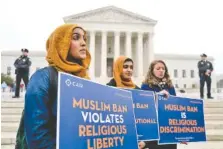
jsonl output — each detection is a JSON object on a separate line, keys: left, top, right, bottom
{"left": 128, "top": 89, "right": 159, "bottom": 141}
{"left": 157, "top": 95, "right": 206, "bottom": 144}
{"left": 57, "top": 73, "right": 138, "bottom": 149}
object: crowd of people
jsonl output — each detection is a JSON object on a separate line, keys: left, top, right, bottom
{"left": 10, "top": 24, "right": 213, "bottom": 149}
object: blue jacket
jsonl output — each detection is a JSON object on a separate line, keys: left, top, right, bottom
{"left": 24, "top": 67, "right": 57, "bottom": 149}
{"left": 141, "top": 83, "right": 176, "bottom": 96}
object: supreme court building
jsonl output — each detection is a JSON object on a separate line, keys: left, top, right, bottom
{"left": 63, "top": 6, "right": 156, "bottom": 83}
{"left": 1, "top": 6, "right": 217, "bottom": 90}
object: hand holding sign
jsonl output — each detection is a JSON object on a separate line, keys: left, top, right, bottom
{"left": 138, "top": 141, "right": 146, "bottom": 149}
{"left": 159, "top": 90, "right": 169, "bottom": 98}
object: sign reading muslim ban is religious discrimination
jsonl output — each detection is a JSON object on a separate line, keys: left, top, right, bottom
{"left": 56, "top": 72, "right": 138, "bottom": 149}
{"left": 127, "top": 89, "right": 159, "bottom": 141}
{"left": 157, "top": 95, "right": 206, "bottom": 144}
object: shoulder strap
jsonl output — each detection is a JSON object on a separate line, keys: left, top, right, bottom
{"left": 48, "top": 66, "right": 58, "bottom": 106}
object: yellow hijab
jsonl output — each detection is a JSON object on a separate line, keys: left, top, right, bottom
{"left": 46, "top": 24, "right": 91, "bottom": 79}
{"left": 113, "top": 56, "right": 136, "bottom": 88}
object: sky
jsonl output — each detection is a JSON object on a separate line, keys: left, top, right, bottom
{"left": 0, "top": 0, "right": 223, "bottom": 74}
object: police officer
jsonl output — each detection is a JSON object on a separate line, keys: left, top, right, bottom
{"left": 13, "top": 49, "right": 31, "bottom": 98}
{"left": 198, "top": 53, "right": 213, "bottom": 99}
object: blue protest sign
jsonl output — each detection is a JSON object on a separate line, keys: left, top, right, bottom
{"left": 57, "top": 72, "right": 138, "bottom": 149}
{"left": 157, "top": 95, "right": 206, "bottom": 144}
{"left": 127, "top": 89, "right": 159, "bottom": 141}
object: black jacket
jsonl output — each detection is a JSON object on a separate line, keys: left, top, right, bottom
{"left": 14, "top": 55, "right": 31, "bottom": 75}
{"left": 106, "top": 78, "right": 140, "bottom": 89}
{"left": 197, "top": 60, "right": 213, "bottom": 77}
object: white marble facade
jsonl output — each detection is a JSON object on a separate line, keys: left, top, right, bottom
{"left": 63, "top": 6, "right": 156, "bottom": 83}
{"left": 1, "top": 51, "right": 217, "bottom": 90}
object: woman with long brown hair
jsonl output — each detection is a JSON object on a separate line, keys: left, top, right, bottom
{"left": 141, "top": 60, "right": 177, "bottom": 149}
{"left": 141, "top": 60, "right": 175, "bottom": 95}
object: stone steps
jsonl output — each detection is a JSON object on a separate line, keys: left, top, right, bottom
{"left": 2, "top": 99, "right": 223, "bottom": 104}
{"left": 1, "top": 131, "right": 223, "bottom": 145}
{"left": 1, "top": 123, "right": 19, "bottom": 132}
{"left": 1, "top": 99, "right": 223, "bottom": 147}
{"left": 1, "top": 145, "right": 15, "bottom": 149}
{"left": 205, "top": 121, "right": 223, "bottom": 129}
{"left": 1, "top": 108, "right": 23, "bottom": 114}
{"left": 205, "top": 114, "right": 223, "bottom": 120}
{"left": 2, "top": 121, "right": 223, "bottom": 132}
{"left": 1, "top": 115, "right": 22, "bottom": 122}
{"left": 1, "top": 106, "right": 223, "bottom": 114}
{"left": 2, "top": 107, "right": 222, "bottom": 114}
{"left": 204, "top": 103, "right": 223, "bottom": 108}
{"left": 1, "top": 113, "right": 222, "bottom": 124}
{"left": 1, "top": 102, "right": 24, "bottom": 108}
{"left": 204, "top": 108, "right": 223, "bottom": 114}
{"left": 1, "top": 99, "right": 24, "bottom": 103}
{"left": 203, "top": 101, "right": 223, "bottom": 107}
{"left": 1, "top": 132, "right": 16, "bottom": 145}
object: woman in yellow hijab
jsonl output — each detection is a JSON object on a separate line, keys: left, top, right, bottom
{"left": 23, "top": 24, "right": 91, "bottom": 148}
{"left": 107, "top": 56, "right": 139, "bottom": 89}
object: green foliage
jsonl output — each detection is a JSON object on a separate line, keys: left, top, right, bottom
{"left": 1, "top": 73, "right": 14, "bottom": 86}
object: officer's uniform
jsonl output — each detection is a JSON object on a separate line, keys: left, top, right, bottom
{"left": 197, "top": 54, "right": 213, "bottom": 99}
{"left": 13, "top": 49, "right": 31, "bottom": 97}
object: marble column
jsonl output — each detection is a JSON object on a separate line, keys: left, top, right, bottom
{"left": 89, "top": 31, "right": 95, "bottom": 78}
{"left": 148, "top": 32, "right": 154, "bottom": 64}
{"left": 101, "top": 31, "right": 107, "bottom": 77}
{"left": 114, "top": 31, "right": 120, "bottom": 61}
{"left": 137, "top": 32, "right": 143, "bottom": 77}
{"left": 125, "top": 32, "right": 132, "bottom": 58}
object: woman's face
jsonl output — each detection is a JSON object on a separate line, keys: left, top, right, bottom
{"left": 121, "top": 61, "right": 133, "bottom": 80}
{"left": 153, "top": 62, "right": 165, "bottom": 79}
{"left": 22, "top": 51, "right": 28, "bottom": 56}
{"left": 69, "top": 28, "right": 87, "bottom": 60}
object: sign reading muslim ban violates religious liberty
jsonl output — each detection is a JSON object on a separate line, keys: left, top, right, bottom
{"left": 157, "top": 95, "right": 206, "bottom": 144}
{"left": 127, "top": 89, "right": 159, "bottom": 141}
{"left": 56, "top": 73, "right": 138, "bottom": 149}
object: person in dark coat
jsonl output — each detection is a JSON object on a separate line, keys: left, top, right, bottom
{"left": 106, "top": 56, "right": 139, "bottom": 89}
{"left": 13, "top": 48, "right": 31, "bottom": 98}
{"left": 197, "top": 53, "right": 214, "bottom": 99}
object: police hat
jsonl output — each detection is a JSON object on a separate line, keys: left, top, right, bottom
{"left": 21, "top": 48, "right": 29, "bottom": 53}
{"left": 200, "top": 53, "right": 207, "bottom": 57}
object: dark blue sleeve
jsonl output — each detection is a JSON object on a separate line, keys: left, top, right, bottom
{"left": 141, "top": 84, "right": 159, "bottom": 93}
{"left": 169, "top": 87, "right": 176, "bottom": 96}
{"left": 141, "top": 84, "right": 151, "bottom": 90}
{"left": 24, "top": 68, "right": 56, "bottom": 149}
{"left": 209, "top": 62, "right": 214, "bottom": 71}
{"left": 14, "top": 58, "right": 19, "bottom": 68}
